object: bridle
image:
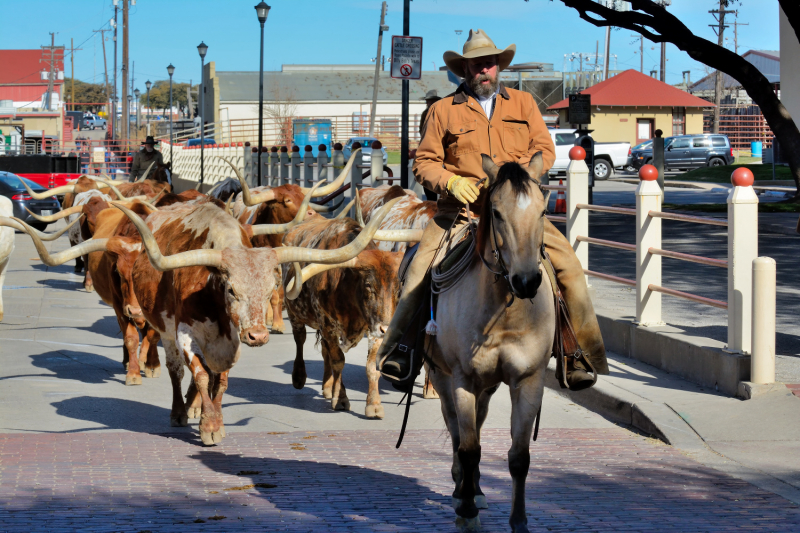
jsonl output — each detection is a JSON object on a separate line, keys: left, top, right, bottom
{"left": 470, "top": 176, "right": 548, "bottom": 306}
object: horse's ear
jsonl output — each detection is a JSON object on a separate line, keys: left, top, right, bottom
{"left": 526, "top": 151, "right": 544, "bottom": 180}
{"left": 481, "top": 154, "right": 499, "bottom": 184}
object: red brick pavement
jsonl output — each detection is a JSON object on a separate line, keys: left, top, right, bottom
{"left": 787, "top": 384, "right": 800, "bottom": 398}
{"left": 0, "top": 427, "right": 798, "bottom": 532}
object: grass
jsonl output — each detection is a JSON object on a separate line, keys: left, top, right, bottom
{"left": 670, "top": 163, "right": 793, "bottom": 183}
{"left": 387, "top": 151, "right": 401, "bottom": 165}
{"left": 663, "top": 202, "right": 800, "bottom": 213}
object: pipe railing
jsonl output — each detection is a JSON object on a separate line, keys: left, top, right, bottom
{"left": 564, "top": 147, "right": 774, "bottom": 365}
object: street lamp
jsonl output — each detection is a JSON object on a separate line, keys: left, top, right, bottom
{"left": 134, "top": 88, "right": 141, "bottom": 134}
{"left": 255, "top": 2, "right": 271, "bottom": 187}
{"left": 198, "top": 41, "right": 208, "bottom": 187}
{"left": 167, "top": 64, "right": 175, "bottom": 168}
{"left": 145, "top": 80, "right": 152, "bottom": 133}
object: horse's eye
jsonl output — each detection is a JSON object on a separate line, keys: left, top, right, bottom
{"left": 492, "top": 209, "right": 503, "bottom": 221}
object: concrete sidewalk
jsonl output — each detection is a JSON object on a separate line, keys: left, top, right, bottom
{"left": 545, "top": 351, "right": 800, "bottom": 505}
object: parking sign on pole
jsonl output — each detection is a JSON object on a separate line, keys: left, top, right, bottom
{"left": 391, "top": 36, "right": 422, "bottom": 80}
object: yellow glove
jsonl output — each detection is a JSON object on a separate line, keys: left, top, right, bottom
{"left": 446, "top": 175, "right": 482, "bottom": 204}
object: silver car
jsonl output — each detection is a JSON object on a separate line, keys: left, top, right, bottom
{"left": 342, "top": 137, "right": 389, "bottom": 165}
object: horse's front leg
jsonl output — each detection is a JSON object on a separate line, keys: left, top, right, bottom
{"left": 507, "top": 372, "right": 546, "bottom": 533}
{"left": 452, "top": 371, "right": 482, "bottom": 528}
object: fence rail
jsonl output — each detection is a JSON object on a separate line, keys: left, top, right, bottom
{"left": 703, "top": 105, "right": 774, "bottom": 152}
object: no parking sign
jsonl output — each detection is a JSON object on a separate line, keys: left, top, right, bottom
{"left": 391, "top": 36, "right": 423, "bottom": 80}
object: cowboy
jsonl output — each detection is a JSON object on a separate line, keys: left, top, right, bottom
{"left": 130, "top": 136, "right": 164, "bottom": 182}
{"left": 379, "top": 29, "right": 608, "bottom": 391}
{"left": 419, "top": 89, "right": 442, "bottom": 136}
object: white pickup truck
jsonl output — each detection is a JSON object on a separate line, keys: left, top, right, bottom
{"left": 548, "top": 129, "right": 630, "bottom": 180}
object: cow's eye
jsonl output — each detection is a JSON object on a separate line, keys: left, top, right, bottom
{"left": 228, "top": 287, "right": 235, "bottom": 298}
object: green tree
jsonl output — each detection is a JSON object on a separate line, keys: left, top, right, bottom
{"left": 140, "top": 80, "right": 197, "bottom": 118}
{"left": 552, "top": 0, "right": 800, "bottom": 198}
{"left": 63, "top": 78, "right": 108, "bottom": 112}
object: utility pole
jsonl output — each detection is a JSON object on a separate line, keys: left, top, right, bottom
{"left": 710, "top": 1, "right": 736, "bottom": 133}
{"left": 93, "top": 30, "right": 109, "bottom": 102}
{"left": 66, "top": 38, "right": 82, "bottom": 110}
{"left": 732, "top": 15, "right": 749, "bottom": 56}
{"left": 112, "top": 0, "right": 119, "bottom": 139}
{"left": 41, "top": 33, "right": 61, "bottom": 111}
{"left": 653, "top": 0, "right": 672, "bottom": 82}
{"left": 631, "top": 34, "right": 644, "bottom": 73}
{"left": 368, "top": 1, "right": 388, "bottom": 137}
{"left": 603, "top": 27, "right": 611, "bottom": 80}
{"left": 121, "top": 0, "right": 129, "bottom": 139}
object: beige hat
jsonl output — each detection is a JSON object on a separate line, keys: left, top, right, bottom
{"left": 443, "top": 29, "right": 516, "bottom": 79}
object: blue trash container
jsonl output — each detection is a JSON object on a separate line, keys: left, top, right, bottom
{"left": 292, "top": 119, "right": 332, "bottom": 157}
{"left": 751, "top": 141, "right": 763, "bottom": 157}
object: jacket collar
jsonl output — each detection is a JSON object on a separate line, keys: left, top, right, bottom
{"left": 452, "top": 81, "right": 510, "bottom": 104}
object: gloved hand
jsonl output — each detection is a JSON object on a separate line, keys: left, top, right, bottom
{"left": 446, "top": 175, "right": 482, "bottom": 204}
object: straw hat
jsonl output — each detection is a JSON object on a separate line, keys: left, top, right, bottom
{"left": 443, "top": 29, "right": 516, "bottom": 79}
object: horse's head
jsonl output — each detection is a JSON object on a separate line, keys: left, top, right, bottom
{"left": 153, "top": 162, "right": 172, "bottom": 183}
{"left": 478, "top": 152, "right": 550, "bottom": 300}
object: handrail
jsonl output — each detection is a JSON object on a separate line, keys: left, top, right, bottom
{"left": 649, "top": 210, "right": 728, "bottom": 227}
{"left": 546, "top": 214, "right": 566, "bottom": 223}
{"left": 577, "top": 235, "right": 635, "bottom": 252}
{"left": 648, "top": 284, "right": 728, "bottom": 309}
{"left": 542, "top": 184, "right": 566, "bottom": 191}
{"left": 648, "top": 247, "right": 727, "bottom": 268}
{"left": 584, "top": 269, "right": 636, "bottom": 287}
{"left": 576, "top": 204, "right": 636, "bottom": 215}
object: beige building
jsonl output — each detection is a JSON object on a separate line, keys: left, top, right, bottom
{"left": 549, "top": 69, "right": 712, "bottom": 147}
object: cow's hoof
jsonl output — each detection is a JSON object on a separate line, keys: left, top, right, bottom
{"left": 322, "top": 387, "right": 333, "bottom": 400}
{"left": 84, "top": 283, "right": 94, "bottom": 293}
{"left": 474, "top": 495, "right": 488, "bottom": 509}
{"left": 423, "top": 387, "right": 439, "bottom": 399}
{"left": 365, "top": 404, "right": 384, "bottom": 419}
{"left": 270, "top": 323, "right": 285, "bottom": 334}
{"left": 331, "top": 397, "right": 350, "bottom": 411}
{"left": 125, "top": 373, "right": 142, "bottom": 386}
{"left": 144, "top": 366, "right": 161, "bottom": 378}
{"left": 170, "top": 413, "right": 188, "bottom": 427}
{"left": 74, "top": 266, "right": 82, "bottom": 273}
{"left": 510, "top": 523, "right": 529, "bottom": 533}
{"left": 217, "top": 425, "right": 226, "bottom": 439}
{"left": 187, "top": 406, "right": 202, "bottom": 419}
{"left": 291, "top": 369, "right": 306, "bottom": 390}
{"left": 455, "top": 516, "right": 481, "bottom": 533}
{"left": 200, "top": 415, "right": 224, "bottom": 445}
{"left": 200, "top": 429, "right": 224, "bottom": 446}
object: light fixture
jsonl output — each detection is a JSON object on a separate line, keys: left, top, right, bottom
{"left": 255, "top": 2, "right": 271, "bottom": 23}
{"left": 145, "top": 80, "right": 151, "bottom": 91}
{"left": 166, "top": 64, "right": 175, "bottom": 76}
{"left": 197, "top": 41, "right": 208, "bottom": 59}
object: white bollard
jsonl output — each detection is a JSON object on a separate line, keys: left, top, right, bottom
{"left": 635, "top": 165, "right": 663, "bottom": 326}
{"left": 751, "top": 257, "right": 776, "bottom": 384}
{"left": 727, "top": 168, "right": 758, "bottom": 354}
{"left": 565, "top": 146, "right": 589, "bottom": 284}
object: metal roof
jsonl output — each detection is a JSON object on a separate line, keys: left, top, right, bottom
{"left": 217, "top": 70, "right": 458, "bottom": 102}
{"left": 689, "top": 50, "right": 780, "bottom": 92}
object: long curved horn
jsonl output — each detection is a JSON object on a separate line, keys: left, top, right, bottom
{"left": 0, "top": 215, "right": 82, "bottom": 241}
{"left": 25, "top": 203, "right": 83, "bottom": 223}
{"left": 111, "top": 202, "right": 223, "bottom": 271}
{"left": 96, "top": 179, "right": 126, "bottom": 200}
{"left": 137, "top": 161, "right": 157, "bottom": 182}
{"left": 309, "top": 197, "right": 344, "bottom": 213}
{"left": 285, "top": 258, "right": 358, "bottom": 300}
{"left": 372, "top": 229, "right": 424, "bottom": 242}
{"left": 335, "top": 198, "right": 356, "bottom": 219}
{"left": 298, "top": 148, "right": 359, "bottom": 197}
{"left": 218, "top": 156, "right": 275, "bottom": 206}
{"left": 0, "top": 217, "right": 108, "bottom": 266}
{"left": 146, "top": 188, "right": 165, "bottom": 205}
{"left": 273, "top": 196, "right": 401, "bottom": 265}
{"left": 20, "top": 179, "right": 74, "bottom": 200}
{"left": 224, "top": 194, "right": 234, "bottom": 215}
{"left": 250, "top": 180, "right": 325, "bottom": 236}
{"left": 355, "top": 188, "right": 365, "bottom": 226}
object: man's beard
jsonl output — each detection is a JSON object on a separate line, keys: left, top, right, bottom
{"left": 468, "top": 72, "right": 498, "bottom": 98}
{"left": 146, "top": 146, "right": 154, "bottom": 153}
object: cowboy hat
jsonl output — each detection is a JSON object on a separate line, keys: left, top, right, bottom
{"left": 443, "top": 29, "right": 516, "bottom": 79}
{"left": 141, "top": 136, "right": 159, "bottom": 145}
{"left": 420, "top": 89, "right": 440, "bottom": 101}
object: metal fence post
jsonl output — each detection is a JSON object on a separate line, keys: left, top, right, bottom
{"left": 303, "top": 145, "right": 315, "bottom": 188}
{"left": 260, "top": 147, "right": 269, "bottom": 188}
{"left": 370, "top": 141, "right": 383, "bottom": 186}
{"left": 317, "top": 144, "right": 329, "bottom": 186}
{"left": 751, "top": 257, "right": 776, "bottom": 384}
{"left": 565, "top": 146, "right": 589, "bottom": 284}
{"left": 332, "top": 143, "right": 348, "bottom": 218}
{"left": 350, "top": 143, "right": 364, "bottom": 219}
{"left": 290, "top": 145, "right": 301, "bottom": 186}
{"left": 635, "top": 165, "right": 663, "bottom": 326}
{"left": 279, "top": 146, "right": 289, "bottom": 186}
{"left": 269, "top": 146, "right": 278, "bottom": 186}
{"left": 727, "top": 167, "right": 758, "bottom": 354}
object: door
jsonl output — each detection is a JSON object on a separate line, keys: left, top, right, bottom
{"left": 665, "top": 137, "right": 692, "bottom": 168}
{"left": 636, "top": 119, "right": 653, "bottom": 145}
{"left": 689, "top": 136, "right": 711, "bottom": 167}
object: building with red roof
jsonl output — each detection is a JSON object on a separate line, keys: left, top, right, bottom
{"left": 548, "top": 69, "right": 713, "bottom": 147}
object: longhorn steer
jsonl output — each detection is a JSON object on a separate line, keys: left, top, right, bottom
{"left": 358, "top": 185, "right": 435, "bottom": 254}
{"left": 115, "top": 196, "right": 400, "bottom": 444}
{"left": 0, "top": 197, "right": 14, "bottom": 321}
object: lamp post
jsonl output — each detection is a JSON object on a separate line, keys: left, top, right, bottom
{"left": 255, "top": 2, "right": 271, "bottom": 187}
{"left": 134, "top": 88, "right": 141, "bottom": 135}
{"left": 197, "top": 41, "right": 208, "bottom": 187}
{"left": 167, "top": 64, "right": 175, "bottom": 168}
{"left": 145, "top": 80, "right": 151, "bottom": 134}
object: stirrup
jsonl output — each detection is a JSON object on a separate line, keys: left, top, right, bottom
{"left": 379, "top": 342, "right": 421, "bottom": 393}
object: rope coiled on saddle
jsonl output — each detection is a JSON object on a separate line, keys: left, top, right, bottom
{"left": 430, "top": 223, "right": 476, "bottom": 295}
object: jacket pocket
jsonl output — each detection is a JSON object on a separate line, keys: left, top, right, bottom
{"left": 446, "top": 119, "right": 479, "bottom": 156}
{"left": 503, "top": 121, "right": 530, "bottom": 155}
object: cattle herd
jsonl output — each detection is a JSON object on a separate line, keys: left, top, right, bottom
{"left": 0, "top": 153, "right": 436, "bottom": 445}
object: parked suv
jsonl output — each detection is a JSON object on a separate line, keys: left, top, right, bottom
{"left": 629, "top": 134, "right": 734, "bottom": 171}
{"left": 81, "top": 115, "right": 107, "bottom": 130}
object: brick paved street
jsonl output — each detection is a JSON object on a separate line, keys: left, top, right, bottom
{"left": 1, "top": 428, "right": 799, "bottom": 532}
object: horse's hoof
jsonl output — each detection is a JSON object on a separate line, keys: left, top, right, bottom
{"left": 455, "top": 516, "right": 481, "bottom": 533}
{"left": 423, "top": 388, "right": 439, "bottom": 399}
{"left": 125, "top": 373, "right": 142, "bottom": 386}
{"left": 291, "top": 369, "right": 306, "bottom": 390}
{"left": 331, "top": 397, "right": 350, "bottom": 411}
{"left": 474, "top": 495, "right": 488, "bottom": 509}
{"left": 365, "top": 404, "right": 384, "bottom": 419}
{"left": 510, "top": 522, "right": 529, "bottom": 533}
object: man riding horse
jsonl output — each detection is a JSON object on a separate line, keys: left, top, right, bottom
{"left": 379, "top": 29, "right": 608, "bottom": 391}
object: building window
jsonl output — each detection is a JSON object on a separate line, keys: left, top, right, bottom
{"left": 672, "top": 107, "right": 686, "bottom": 136}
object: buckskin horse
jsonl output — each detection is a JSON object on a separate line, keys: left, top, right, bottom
{"left": 425, "top": 153, "right": 554, "bottom": 533}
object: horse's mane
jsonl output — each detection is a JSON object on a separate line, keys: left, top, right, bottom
{"left": 476, "top": 162, "right": 539, "bottom": 259}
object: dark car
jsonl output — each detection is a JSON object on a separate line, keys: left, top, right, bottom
{"left": 629, "top": 134, "right": 734, "bottom": 171}
{"left": 0, "top": 171, "right": 61, "bottom": 231}
{"left": 186, "top": 138, "right": 216, "bottom": 147}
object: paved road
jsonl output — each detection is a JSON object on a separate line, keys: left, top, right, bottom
{"left": 1, "top": 222, "right": 800, "bottom": 531}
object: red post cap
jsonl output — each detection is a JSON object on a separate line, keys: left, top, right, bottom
{"left": 569, "top": 146, "right": 586, "bottom": 161}
{"left": 371, "top": 140, "right": 382, "bottom": 149}
{"left": 731, "top": 167, "right": 754, "bottom": 187}
{"left": 639, "top": 164, "right": 659, "bottom": 181}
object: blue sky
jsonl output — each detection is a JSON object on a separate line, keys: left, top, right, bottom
{"left": 2, "top": 0, "right": 781, "bottom": 89}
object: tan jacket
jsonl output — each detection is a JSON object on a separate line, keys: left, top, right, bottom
{"left": 412, "top": 83, "right": 555, "bottom": 209}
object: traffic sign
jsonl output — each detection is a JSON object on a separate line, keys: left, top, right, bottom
{"left": 391, "top": 36, "right": 422, "bottom": 80}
